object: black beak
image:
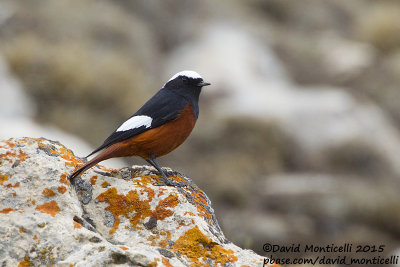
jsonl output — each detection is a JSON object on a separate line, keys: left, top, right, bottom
{"left": 197, "top": 81, "right": 211, "bottom": 87}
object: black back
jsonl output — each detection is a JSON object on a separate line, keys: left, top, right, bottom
{"left": 87, "top": 73, "right": 205, "bottom": 157}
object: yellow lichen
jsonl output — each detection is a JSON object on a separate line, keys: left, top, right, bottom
{"left": 0, "top": 174, "right": 9, "bottom": 185}
{"left": 172, "top": 226, "right": 238, "bottom": 266}
{"left": 101, "top": 181, "right": 111, "bottom": 188}
{"left": 18, "top": 257, "right": 32, "bottom": 267}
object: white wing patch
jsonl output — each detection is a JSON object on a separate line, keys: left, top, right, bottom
{"left": 116, "top": 115, "right": 152, "bottom": 132}
{"left": 167, "top": 70, "right": 203, "bottom": 83}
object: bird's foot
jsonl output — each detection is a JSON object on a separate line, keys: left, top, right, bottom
{"left": 152, "top": 171, "right": 187, "bottom": 187}
{"left": 153, "top": 176, "right": 187, "bottom": 187}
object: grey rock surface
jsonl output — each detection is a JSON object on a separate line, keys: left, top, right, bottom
{"left": 0, "top": 137, "right": 267, "bottom": 266}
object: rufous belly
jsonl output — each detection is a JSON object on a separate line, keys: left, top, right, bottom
{"left": 104, "top": 104, "right": 196, "bottom": 160}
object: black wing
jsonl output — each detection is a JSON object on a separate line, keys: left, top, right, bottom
{"left": 87, "top": 89, "right": 188, "bottom": 157}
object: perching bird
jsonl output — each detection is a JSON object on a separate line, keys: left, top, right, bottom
{"left": 69, "top": 70, "right": 210, "bottom": 186}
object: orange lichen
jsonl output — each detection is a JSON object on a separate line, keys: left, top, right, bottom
{"left": 182, "top": 187, "right": 213, "bottom": 224}
{"left": 177, "top": 220, "right": 187, "bottom": 229}
{"left": 97, "top": 187, "right": 178, "bottom": 235}
{"left": 5, "top": 182, "right": 20, "bottom": 188}
{"left": 73, "top": 221, "right": 82, "bottom": 229}
{"left": 134, "top": 175, "right": 154, "bottom": 185}
{"left": 162, "top": 257, "right": 173, "bottom": 267}
{"left": 98, "top": 165, "right": 116, "bottom": 174}
{"left": 0, "top": 149, "right": 26, "bottom": 164}
{"left": 153, "top": 194, "right": 179, "bottom": 220}
{"left": 148, "top": 231, "right": 171, "bottom": 247}
{"left": 157, "top": 189, "right": 166, "bottom": 197}
{"left": 101, "top": 181, "right": 111, "bottom": 188}
{"left": 57, "top": 186, "right": 67, "bottom": 194}
{"left": 59, "top": 173, "right": 68, "bottom": 185}
{"left": 0, "top": 208, "right": 15, "bottom": 214}
{"left": 148, "top": 235, "right": 157, "bottom": 245}
{"left": 140, "top": 187, "right": 155, "bottom": 202}
{"left": 0, "top": 174, "right": 9, "bottom": 185}
{"left": 172, "top": 226, "right": 238, "bottom": 266}
{"left": 143, "top": 174, "right": 214, "bottom": 227}
{"left": 18, "top": 257, "right": 32, "bottom": 267}
{"left": 19, "top": 227, "right": 26, "bottom": 233}
{"left": 168, "top": 175, "right": 186, "bottom": 183}
{"left": 35, "top": 201, "right": 60, "bottom": 217}
{"left": 42, "top": 188, "right": 56, "bottom": 197}
{"left": 57, "top": 146, "right": 83, "bottom": 168}
{"left": 90, "top": 176, "right": 98, "bottom": 185}
{"left": 119, "top": 246, "right": 129, "bottom": 251}
{"left": 158, "top": 231, "right": 171, "bottom": 248}
{"left": 6, "top": 139, "right": 16, "bottom": 148}
{"left": 18, "top": 150, "right": 27, "bottom": 161}
{"left": 12, "top": 192, "right": 17, "bottom": 197}
{"left": 97, "top": 188, "right": 152, "bottom": 234}
{"left": 184, "top": 211, "right": 196, "bottom": 216}
{"left": 33, "top": 235, "right": 38, "bottom": 241}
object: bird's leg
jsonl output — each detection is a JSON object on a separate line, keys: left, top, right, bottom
{"left": 146, "top": 157, "right": 169, "bottom": 184}
{"left": 146, "top": 155, "right": 186, "bottom": 187}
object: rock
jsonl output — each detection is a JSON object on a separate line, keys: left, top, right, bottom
{"left": 0, "top": 137, "right": 267, "bottom": 266}
{"left": 318, "top": 34, "right": 376, "bottom": 80}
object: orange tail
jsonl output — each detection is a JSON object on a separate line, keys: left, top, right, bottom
{"left": 69, "top": 158, "right": 100, "bottom": 180}
{"left": 69, "top": 145, "right": 120, "bottom": 181}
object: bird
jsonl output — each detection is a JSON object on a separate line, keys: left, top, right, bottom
{"left": 69, "top": 70, "right": 210, "bottom": 186}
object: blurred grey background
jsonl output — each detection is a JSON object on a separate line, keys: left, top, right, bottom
{"left": 1, "top": 0, "right": 400, "bottom": 264}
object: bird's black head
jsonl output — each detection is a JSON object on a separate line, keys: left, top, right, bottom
{"left": 163, "top": 70, "right": 210, "bottom": 99}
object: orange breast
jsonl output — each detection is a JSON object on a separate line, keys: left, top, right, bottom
{"left": 105, "top": 104, "right": 196, "bottom": 160}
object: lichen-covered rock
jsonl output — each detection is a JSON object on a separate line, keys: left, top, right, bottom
{"left": 0, "top": 137, "right": 270, "bottom": 266}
